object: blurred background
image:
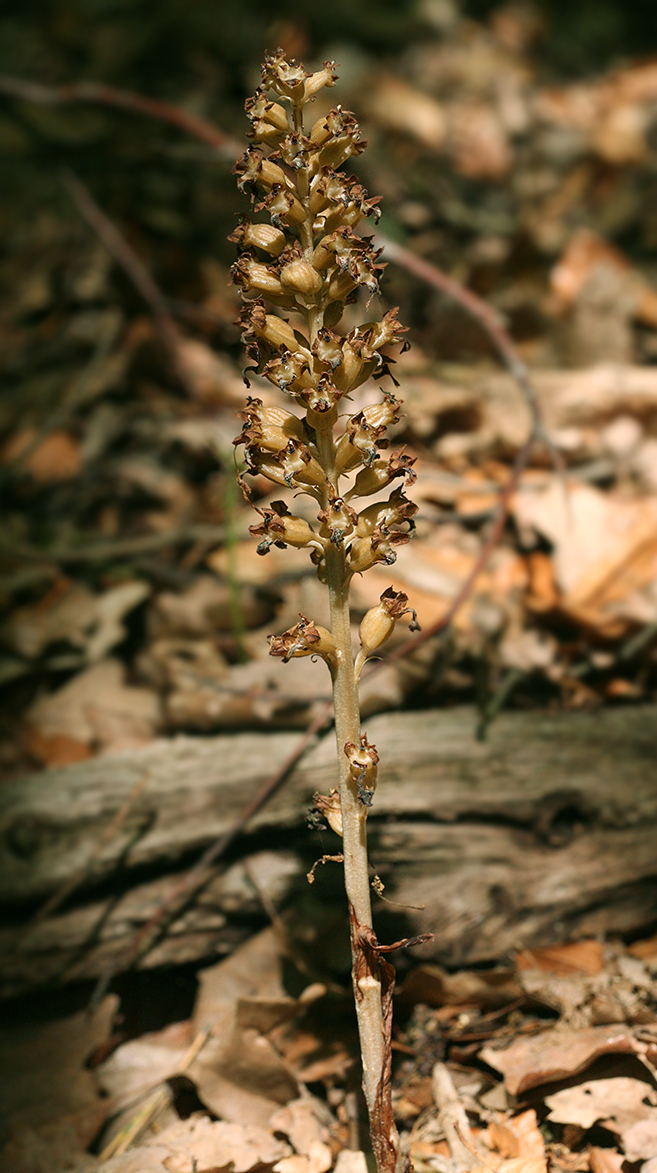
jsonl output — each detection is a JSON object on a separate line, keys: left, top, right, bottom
{"left": 3, "top": 9, "right": 657, "bottom": 1169}
{"left": 2, "top": 0, "right": 657, "bottom": 774}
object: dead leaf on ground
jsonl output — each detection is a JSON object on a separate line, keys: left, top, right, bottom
{"left": 3, "top": 579, "right": 150, "bottom": 663}
{"left": 588, "top": 1147, "right": 624, "bottom": 1173}
{"left": 24, "top": 656, "right": 161, "bottom": 765}
{"left": 96, "top": 1020, "right": 194, "bottom": 1117}
{"left": 0, "top": 428, "right": 83, "bottom": 481}
{"left": 188, "top": 928, "right": 312, "bottom": 1126}
{"left": 480, "top": 1024, "right": 645, "bottom": 1096}
{"left": 516, "top": 940, "right": 605, "bottom": 976}
{"left": 513, "top": 481, "right": 657, "bottom": 633}
{"left": 397, "top": 963, "right": 522, "bottom": 1009}
{"left": 97, "top": 1115, "right": 291, "bottom": 1173}
{"left": 0, "top": 996, "right": 118, "bottom": 1173}
{"left": 488, "top": 1108, "right": 545, "bottom": 1159}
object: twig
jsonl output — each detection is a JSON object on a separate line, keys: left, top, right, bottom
{"left": 432, "top": 1061, "right": 488, "bottom": 1169}
{"left": 89, "top": 701, "right": 331, "bottom": 1009}
{"left": 385, "top": 427, "right": 533, "bottom": 663}
{"left": 98, "top": 1026, "right": 210, "bottom": 1160}
{"left": 0, "top": 75, "right": 239, "bottom": 156}
{"left": 20, "top": 772, "right": 151, "bottom": 939}
{"left": 375, "top": 234, "right": 559, "bottom": 458}
{"left": 0, "top": 320, "right": 119, "bottom": 487}
{"left": 0, "top": 522, "right": 225, "bottom": 567}
{"left": 61, "top": 169, "right": 200, "bottom": 399}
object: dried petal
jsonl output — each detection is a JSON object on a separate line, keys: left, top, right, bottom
{"left": 269, "top": 615, "right": 336, "bottom": 665}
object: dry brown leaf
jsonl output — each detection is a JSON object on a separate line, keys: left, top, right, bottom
{"left": 269, "top": 1098, "right": 332, "bottom": 1158}
{"left": 513, "top": 481, "right": 657, "bottom": 633}
{"left": 0, "top": 428, "right": 83, "bottom": 481}
{"left": 550, "top": 229, "right": 651, "bottom": 319}
{"left": 362, "top": 75, "right": 447, "bottom": 151}
{"left": 24, "top": 656, "right": 160, "bottom": 764}
{"left": 488, "top": 1110, "right": 545, "bottom": 1159}
{"left": 628, "top": 933, "right": 657, "bottom": 960}
{"left": 98, "top": 1114, "right": 292, "bottom": 1173}
{"left": 0, "top": 996, "right": 117, "bottom": 1173}
{"left": 515, "top": 940, "right": 605, "bottom": 976}
{"left": 397, "top": 963, "right": 521, "bottom": 1009}
{"left": 480, "top": 1024, "right": 643, "bottom": 1096}
{"left": 588, "top": 1147, "right": 624, "bottom": 1173}
{"left": 175, "top": 338, "right": 248, "bottom": 405}
{"left": 189, "top": 929, "right": 305, "bottom": 1126}
{"left": 24, "top": 657, "right": 161, "bottom": 764}
{"left": 621, "top": 1118, "right": 657, "bottom": 1162}
{"left": 273, "top": 1157, "right": 310, "bottom": 1173}
{"left": 96, "top": 1021, "right": 193, "bottom": 1115}
{"left": 448, "top": 99, "right": 512, "bottom": 179}
{"left": 149, "top": 575, "right": 272, "bottom": 638}
{"left": 3, "top": 580, "right": 150, "bottom": 663}
{"left": 546, "top": 1075, "right": 657, "bottom": 1131}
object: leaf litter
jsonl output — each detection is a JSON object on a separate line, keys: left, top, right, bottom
{"left": 2, "top": 3, "right": 657, "bottom": 1172}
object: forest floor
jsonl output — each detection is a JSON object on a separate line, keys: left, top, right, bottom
{"left": 1, "top": 3, "right": 657, "bottom": 1170}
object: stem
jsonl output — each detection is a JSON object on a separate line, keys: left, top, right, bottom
{"left": 326, "top": 540, "right": 386, "bottom": 1111}
{"left": 315, "top": 421, "right": 397, "bottom": 1168}
{"left": 293, "top": 92, "right": 400, "bottom": 1173}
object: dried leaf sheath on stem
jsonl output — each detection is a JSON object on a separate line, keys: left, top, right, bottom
{"left": 230, "top": 50, "right": 422, "bottom": 1173}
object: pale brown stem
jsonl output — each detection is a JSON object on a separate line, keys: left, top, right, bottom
{"left": 315, "top": 428, "right": 394, "bottom": 1165}
{"left": 289, "top": 90, "right": 397, "bottom": 1166}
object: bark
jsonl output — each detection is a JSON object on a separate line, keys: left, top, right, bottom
{"left": 1, "top": 705, "right": 656, "bottom": 998}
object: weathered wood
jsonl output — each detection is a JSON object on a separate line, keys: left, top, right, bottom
{"left": 1, "top": 706, "right": 656, "bottom": 996}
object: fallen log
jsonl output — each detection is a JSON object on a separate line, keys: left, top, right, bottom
{"left": 1, "top": 706, "right": 656, "bottom": 998}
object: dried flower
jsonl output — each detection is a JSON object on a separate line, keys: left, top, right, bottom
{"left": 268, "top": 615, "right": 336, "bottom": 666}
{"left": 358, "top": 587, "right": 421, "bottom": 665}
{"left": 230, "top": 52, "right": 421, "bottom": 1173}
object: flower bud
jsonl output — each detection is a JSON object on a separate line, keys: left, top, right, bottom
{"left": 231, "top": 256, "right": 284, "bottom": 297}
{"left": 269, "top": 615, "right": 336, "bottom": 665}
{"left": 236, "top": 398, "right": 305, "bottom": 452}
{"left": 303, "top": 64, "right": 337, "bottom": 101}
{"left": 249, "top": 500, "right": 321, "bottom": 554}
{"left": 313, "top": 789, "right": 342, "bottom": 836}
{"left": 235, "top": 149, "right": 289, "bottom": 194}
{"left": 253, "top": 313, "right": 299, "bottom": 353}
{"left": 282, "top": 440, "right": 327, "bottom": 488}
{"left": 358, "top": 587, "right": 420, "bottom": 656}
{"left": 229, "top": 221, "right": 287, "bottom": 256}
{"left": 245, "top": 94, "right": 290, "bottom": 133}
{"left": 356, "top": 486, "right": 418, "bottom": 536}
{"left": 318, "top": 494, "right": 358, "bottom": 547}
{"left": 334, "top": 397, "right": 400, "bottom": 474}
{"left": 348, "top": 451, "right": 417, "bottom": 499}
{"left": 348, "top": 535, "right": 394, "bottom": 574}
{"left": 264, "top": 186, "right": 306, "bottom": 228}
{"left": 330, "top": 339, "right": 366, "bottom": 392}
{"left": 280, "top": 259, "right": 324, "bottom": 295}
{"left": 344, "top": 734, "right": 379, "bottom": 806}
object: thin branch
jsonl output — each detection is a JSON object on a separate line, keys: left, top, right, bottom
{"left": 386, "top": 426, "right": 533, "bottom": 662}
{"left": 0, "top": 75, "right": 239, "bottom": 157}
{"left": 89, "top": 702, "right": 331, "bottom": 1009}
{"left": 20, "top": 772, "right": 151, "bottom": 939}
{"left": 0, "top": 522, "right": 226, "bottom": 567}
{"left": 61, "top": 169, "right": 200, "bottom": 399}
{"left": 375, "top": 233, "right": 562, "bottom": 467}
